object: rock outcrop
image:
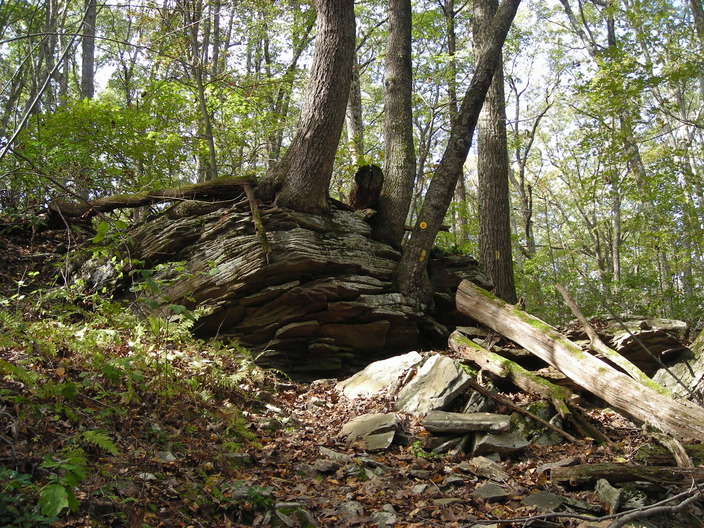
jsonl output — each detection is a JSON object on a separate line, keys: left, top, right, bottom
{"left": 77, "top": 199, "right": 489, "bottom": 379}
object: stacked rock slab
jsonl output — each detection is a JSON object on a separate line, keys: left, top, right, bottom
{"left": 81, "top": 201, "right": 489, "bottom": 379}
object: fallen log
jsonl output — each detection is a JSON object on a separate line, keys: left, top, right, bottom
{"left": 550, "top": 462, "right": 704, "bottom": 486}
{"left": 47, "top": 176, "right": 255, "bottom": 222}
{"left": 556, "top": 284, "right": 658, "bottom": 389}
{"left": 448, "top": 330, "right": 575, "bottom": 417}
{"left": 449, "top": 331, "right": 609, "bottom": 444}
{"left": 633, "top": 443, "right": 704, "bottom": 466}
{"left": 455, "top": 280, "right": 704, "bottom": 442}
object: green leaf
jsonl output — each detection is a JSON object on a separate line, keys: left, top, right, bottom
{"left": 82, "top": 430, "right": 119, "bottom": 455}
{"left": 39, "top": 483, "right": 69, "bottom": 517}
{"left": 60, "top": 382, "right": 79, "bottom": 399}
{"left": 92, "top": 221, "right": 110, "bottom": 244}
{"left": 167, "top": 304, "right": 195, "bottom": 320}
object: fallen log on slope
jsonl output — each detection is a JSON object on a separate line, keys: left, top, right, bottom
{"left": 455, "top": 280, "right": 704, "bottom": 442}
{"left": 448, "top": 331, "right": 575, "bottom": 417}
{"left": 449, "top": 331, "right": 614, "bottom": 444}
{"left": 550, "top": 462, "right": 704, "bottom": 486}
{"left": 556, "top": 284, "right": 657, "bottom": 389}
{"left": 47, "top": 176, "right": 255, "bottom": 223}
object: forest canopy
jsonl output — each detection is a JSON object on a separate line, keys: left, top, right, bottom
{"left": 1, "top": 0, "right": 704, "bottom": 325}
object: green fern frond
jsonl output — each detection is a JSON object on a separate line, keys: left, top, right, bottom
{"left": 0, "top": 359, "right": 43, "bottom": 386}
{"left": 81, "top": 430, "right": 119, "bottom": 455}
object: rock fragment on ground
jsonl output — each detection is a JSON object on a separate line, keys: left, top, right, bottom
{"left": 341, "top": 412, "right": 399, "bottom": 451}
{"left": 472, "top": 431, "right": 529, "bottom": 456}
{"left": 336, "top": 351, "right": 423, "bottom": 398}
{"left": 395, "top": 354, "right": 473, "bottom": 415}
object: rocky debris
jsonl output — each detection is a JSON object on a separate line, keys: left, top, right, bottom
{"left": 369, "top": 504, "right": 398, "bottom": 527}
{"left": 472, "top": 431, "right": 529, "bottom": 456}
{"left": 236, "top": 357, "right": 704, "bottom": 527}
{"left": 270, "top": 503, "right": 319, "bottom": 527}
{"left": 334, "top": 352, "right": 548, "bottom": 458}
{"left": 520, "top": 490, "right": 564, "bottom": 510}
{"left": 596, "top": 478, "right": 623, "bottom": 514}
{"left": 471, "top": 482, "right": 510, "bottom": 502}
{"left": 458, "top": 456, "right": 509, "bottom": 482}
{"left": 395, "top": 354, "right": 473, "bottom": 414}
{"left": 335, "top": 350, "right": 423, "bottom": 398}
{"left": 341, "top": 412, "right": 400, "bottom": 451}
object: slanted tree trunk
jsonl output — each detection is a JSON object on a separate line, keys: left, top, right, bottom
{"left": 395, "top": 0, "right": 522, "bottom": 307}
{"left": 263, "top": 0, "right": 355, "bottom": 213}
{"left": 455, "top": 280, "right": 704, "bottom": 441}
{"left": 370, "top": 0, "right": 416, "bottom": 248}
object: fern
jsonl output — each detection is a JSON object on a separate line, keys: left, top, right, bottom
{"left": 0, "top": 359, "right": 43, "bottom": 387}
{"left": 0, "top": 307, "right": 25, "bottom": 329}
{"left": 81, "top": 430, "right": 119, "bottom": 455}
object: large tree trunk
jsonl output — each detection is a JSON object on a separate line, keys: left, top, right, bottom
{"left": 395, "top": 0, "right": 522, "bottom": 307}
{"left": 455, "top": 280, "right": 704, "bottom": 441}
{"left": 370, "top": 0, "right": 415, "bottom": 248}
{"left": 474, "top": 0, "right": 517, "bottom": 303}
{"left": 80, "top": 0, "right": 97, "bottom": 100}
{"left": 264, "top": 0, "right": 355, "bottom": 213}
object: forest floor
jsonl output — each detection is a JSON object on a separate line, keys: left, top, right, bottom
{"left": 0, "top": 220, "right": 701, "bottom": 528}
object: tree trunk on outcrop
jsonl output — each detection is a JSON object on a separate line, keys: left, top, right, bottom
{"left": 455, "top": 280, "right": 704, "bottom": 442}
{"left": 394, "top": 0, "right": 522, "bottom": 307}
{"left": 264, "top": 0, "right": 355, "bottom": 213}
{"left": 474, "top": 0, "right": 517, "bottom": 304}
{"left": 371, "top": 0, "right": 416, "bottom": 249}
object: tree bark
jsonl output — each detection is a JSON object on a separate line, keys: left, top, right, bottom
{"left": 474, "top": 0, "right": 517, "bottom": 303}
{"left": 81, "top": 0, "right": 97, "bottom": 99}
{"left": 370, "top": 0, "right": 416, "bottom": 248}
{"left": 395, "top": 0, "right": 522, "bottom": 306}
{"left": 550, "top": 463, "right": 704, "bottom": 486}
{"left": 184, "top": 0, "right": 218, "bottom": 182}
{"left": 264, "top": 0, "right": 355, "bottom": 213}
{"left": 345, "top": 52, "right": 365, "bottom": 165}
{"left": 455, "top": 279, "right": 704, "bottom": 441}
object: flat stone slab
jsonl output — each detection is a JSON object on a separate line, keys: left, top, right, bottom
{"left": 473, "top": 431, "right": 529, "bottom": 456}
{"left": 341, "top": 412, "right": 399, "bottom": 450}
{"left": 423, "top": 411, "right": 511, "bottom": 434}
{"left": 395, "top": 354, "right": 473, "bottom": 415}
{"left": 336, "top": 351, "right": 423, "bottom": 398}
{"left": 471, "top": 483, "right": 510, "bottom": 501}
{"left": 521, "top": 491, "right": 565, "bottom": 511}
{"left": 458, "top": 456, "right": 510, "bottom": 482}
